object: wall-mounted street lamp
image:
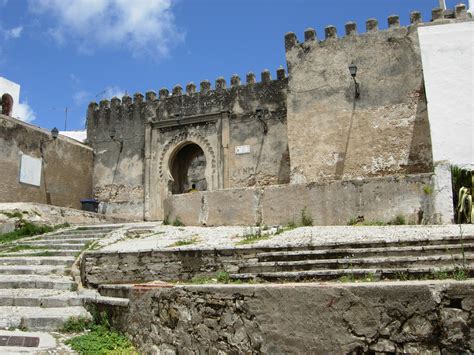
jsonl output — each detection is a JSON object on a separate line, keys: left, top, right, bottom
{"left": 109, "top": 127, "right": 123, "bottom": 153}
{"left": 348, "top": 63, "right": 360, "bottom": 99}
{"left": 255, "top": 107, "right": 268, "bottom": 135}
{"left": 51, "top": 127, "right": 59, "bottom": 140}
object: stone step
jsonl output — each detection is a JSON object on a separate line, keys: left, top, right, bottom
{"left": 0, "top": 289, "right": 83, "bottom": 307}
{"left": 98, "top": 284, "right": 134, "bottom": 299}
{"left": 0, "top": 265, "right": 69, "bottom": 276}
{"left": 0, "top": 250, "right": 81, "bottom": 257}
{"left": 0, "top": 306, "right": 90, "bottom": 331}
{"left": 0, "top": 249, "right": 80, "bottom": 258}
{"left": 14, "top": 243, "right": 84, "bottom": 251}
{"left": 0, "top": 275, "right": 75, "bottom": 290}
{"left": 0, "top": 257, "right": 75, "bottom": 266}
{"left": 231, "top": 265, "right": 474, "bottom": 282}
{"left": 239, "top": 254, "right": 473, "bottom": 274}
{"left": 256, "top": 235, "right": 474, "bottom": 254}
{"left": 33, "top": 234, "right": 102, "bottom": 240}
{"left": 256, "top": 243, "right": 474, "bottom": 262}
{"left": 21, "top": 238, "right": 95, "bottom": 245}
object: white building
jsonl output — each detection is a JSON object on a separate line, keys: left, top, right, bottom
{"left": 0, "top": 77, "right": 20, "bottom": 117}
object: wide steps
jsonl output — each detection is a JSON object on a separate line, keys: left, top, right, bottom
{"left": 0, "top": 265, "right": 69, "bottom": 276}
{"left": 239, "top": 254, "right": 473, "bottom": 273}
{"left": 0, "top": 256, "right": 75, "bottom": 266}
{"left": 34, "top": 234, "right": 102, "bottom": 240}
{"left": 21, "top": 238, "right": 96, "bottom": 245}
{"left": 0, "top": 275, "right": 75, "bottom": 290}
{"left": 231, "top": 265, "right": 474, "bottom": 282}
{"left": 0, "top": 289, "right": 83, "bottom": 307}
{"left": 255, "top": 243, "right": 474, "bottom": 262}
{"left": 15, "top": 243, "right": 83, "bottom": 251}
{"left": 0, "top": 250, "right": 81, "bottom": 257}
{"left": 0, "top": 306, "right": 90, "bottom": 331}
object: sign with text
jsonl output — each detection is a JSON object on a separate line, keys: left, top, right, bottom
{"left": 19, "top": 154, "right": 42, "bottom": 187}
{"left": 235, "top": 145, "right": 251, "bottom": 155}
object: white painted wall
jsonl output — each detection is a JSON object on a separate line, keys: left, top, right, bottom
{"left": 418, "top": 21, "right": 473, "bottom": 168}
{"left": 0, "top": 77, "right": 20, "bottom": 114}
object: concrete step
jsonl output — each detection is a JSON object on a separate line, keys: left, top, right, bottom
{"left": 33, "top": 234, "right": 102, "bottom": 240}
{"left": 21, "top": 239, "right": 94, "bottom": 245}
{"left": 0, "top": 275, "right": 75, "bottom": 290}
{"left": 0, "top": 250, "right": 81, "bottom": 257}
{"left": 0, "top": 306, "right": 90, "bottom": 331}
{"left": 239, "top": 254, "right": 473, "bottom": 273}
{"left": 256, "top": 243, "right": 474, "bottom": 262}
{"left": 257, "top": 243, "right": 474, "bottom": 261}
{"left": 0, "top": 265, "right": 69, "bottom": 276}
{"left": 0, "top": 257, "right": 75, "bottom": 266}
{"left": 231, "top": 265, "right": 474, "bottom": 282}
{"left": 0, "top": 289, "right": 83, "bottom": 307}
{"left": 14, "top": 243, "right": 84, "bottom": 251}
{"left": 98, "top": 284, "right": 134, "bottom": 299}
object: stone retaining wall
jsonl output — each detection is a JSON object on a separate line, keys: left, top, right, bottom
{"left": 81, "top": 247, "right": 270, "bottom": 287}
{"left": 97, "top": 281, "right": 473, "bottom": 353}
{"left": 164, "top": 173, "right": 435, "bottom": 226}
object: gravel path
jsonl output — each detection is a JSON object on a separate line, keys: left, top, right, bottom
{"left": 98, "top": 224, "right": 474, "bottom": 253}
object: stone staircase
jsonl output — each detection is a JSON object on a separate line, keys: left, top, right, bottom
{"left": 0, "top": 224, "right": 123, "bottom": 330}
{"left": 230, "top": 234, "right": 474, "bottom": 282}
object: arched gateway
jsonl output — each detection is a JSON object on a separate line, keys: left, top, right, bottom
{"left": 169, "top": 143, "right": 207, "bottom": 194}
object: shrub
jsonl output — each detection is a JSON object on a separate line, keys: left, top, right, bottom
{"left": 300, "top": 207, "right": 313, "bottom": 226}
{"left": 172, "top": 216, "right": 184, "bottom": 227}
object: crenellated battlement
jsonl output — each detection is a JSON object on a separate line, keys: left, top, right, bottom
{"left": 285, "top": 3, "right": 470, "bottom": 52}
{"left": 87, "top": 66, "right": 288, "bottom": 123}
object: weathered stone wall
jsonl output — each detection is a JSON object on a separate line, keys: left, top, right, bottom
{"left": 0, "top": 114, "right": 93, "bottom": 209}
{"left": 100, "top": 281, "right": 473, "bottom": 354}
{"left": 285, "top": 15, "right": 438, "bottom": 184}
{"left": 86, "top": 95, "right": 146, "bottom": 220}
{"left": 163, "top": 173, "right": 434, "bottom": 226}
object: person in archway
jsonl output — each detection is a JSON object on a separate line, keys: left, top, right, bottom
{"left": 188, "top": 183, "right": 198, "bottom": 193}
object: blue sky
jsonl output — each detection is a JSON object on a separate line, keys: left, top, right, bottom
{"left": 0, "top": 0, "right": 461, "bottom": 131}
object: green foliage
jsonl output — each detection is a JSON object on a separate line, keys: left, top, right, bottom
{"left": 452, "top": 267, "right": 468, "bottom": 281}
{"left": 236, "top": 229, "right": 269, "bottom": 245}
{"left": 432, "top": 271, "right": 450, "bottom": 280}
{"left": 1, "top": 211, "right": 24, "bottom": 219}
{"left": 0, "top": 221, "right": 53, "bottom": 244}
{"left": 162, "top": 215, "right": 170, "bottom": 225}
{"left": 423, "top": 185, "right": 433, "bottom": 195}
{"left": 168, "top": 238, "right": 197, "bottom": 247}
{"left": 172, "top": 216, "right": 184, "bottom": 227}
{"left": 451, "top": 166, "right": 473, "bottom": 224}
{"left": 300, "top": 207, "right": 313, "bottom": 226}
{"left": 65, "top": 325, "right": 136, "bottom": 355}
{"left": 339, "top": 274, "right": 356, "bottom": 283}
{"left": 390, "top": 215, "right": 406, "bottom": 226}
{"left": 216, "top": 270, "right": 230, "bottom": 283}
{"left": 286, "top": 220, "right": 297, "bottom": 229}
{"left": 347, "top": 215, "right": 406, "bottom": 226}
{"left": 60, "top": 316, "right": 93, "bottom": 333}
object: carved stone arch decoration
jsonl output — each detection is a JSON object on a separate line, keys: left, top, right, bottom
{"left": 158, "top": 131, "right": 217, "bottom": 183}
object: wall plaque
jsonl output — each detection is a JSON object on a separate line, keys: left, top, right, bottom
{"left": 235, "top": 145, "right": 251, "bottom": 155}
{"left": 19, "top": 154, "right": 42, "bottom": 187}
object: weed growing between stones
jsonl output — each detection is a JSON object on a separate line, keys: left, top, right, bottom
{"left": 301, "top": 207, "right": 313, "bottom": 226}
{"left": 236, "top": 227, "right": 270, "bottom": 245}
{"left": 172, "top": 216, "right": 185, "bottom": 226}
{"left": 64, "top": 310, "right": 136, "bottom": 354}
{"left": 423, "top": 185, "right": 433, "bottom": 195}
{"left": 168, "top": 237, "right": 197, "bottom": 247}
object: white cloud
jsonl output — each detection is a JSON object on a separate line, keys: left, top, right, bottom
{"left": 103, "top": 86, "right": 125, "bottom": 99}
{"left": 4, "top": 26, "right": 23, "bottom": 39}
{"left": 13, "top": 100, "right": 36, "bottom": 123}
{"left": 73, "top": 90, "right": 90, "bottom": 105}
{"left": 29, "top": 0, "right": 183, "bottom": 57}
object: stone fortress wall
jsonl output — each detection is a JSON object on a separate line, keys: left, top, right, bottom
{"left": 86, "top": 4, "right": 472, "bottom": 223}
{"left": 0, "top": 114, "right": 93, "bottom": 209}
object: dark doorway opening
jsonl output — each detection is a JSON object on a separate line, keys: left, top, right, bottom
{"left": 1, "top": 93, "right": 13, "bottom": 116}
{"left": 170, "top": 143, "right": 207, "bottom": 194}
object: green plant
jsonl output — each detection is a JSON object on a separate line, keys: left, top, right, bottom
{"left": 60, "top": 316, "right": 93, "bottom": 333}
{"left": 300, "top": 207, "right": 313, "bottom": 226}
{"left": 390, "top": 215, "right": 406, "bottom": 226}
{"left": 236, "top": 229, "right": 269, "bottom": 245}
{"left": 216, "top": 270, "right": 230, "bottom": 283}
{"left": 339, "top": 274, "right": 356, "bottom": 283}
{"left": 162, "top": 215, "right": 170, "bottom": 225}
{"left": 172, "top": 216, "right": 185, "bottom": 227}
{"left": 395, "top": 271, "right": 409, "bottom": 281}
{"left": 452, "top": 267, "right": 468, "bottom": 281}
{"left": 432, "top": 270, "right": 450, "bottom": 280}
{"left": 423, "top": 185, "right": 433, "bottom": 195}
{"left": 65, "top": 325, "right": 136, "bottom": 354}
{"left": 286, "top": 220, "right": 297, "bottom": 229}
{"left": 0, "top": 211, "right": 24, "bottom": 219}
{"left": 168, "top": 238, "right": 197, "bottom": 247}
